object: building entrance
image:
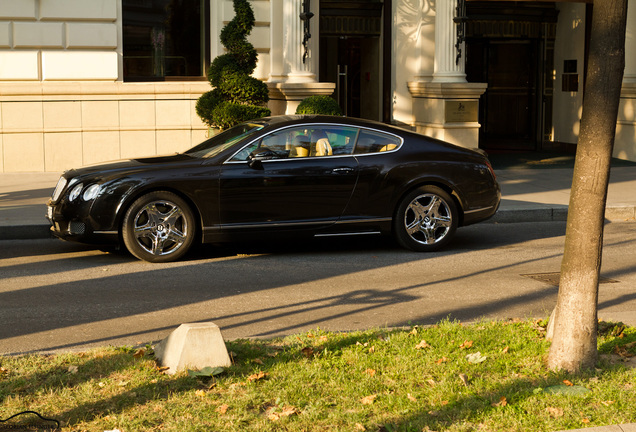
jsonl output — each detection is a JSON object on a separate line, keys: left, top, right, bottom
{"left": 465, "top": 2, "right": 558, "bottom": 151}
{"left": 319, "top": 0, "right": 384, "bottom": 121}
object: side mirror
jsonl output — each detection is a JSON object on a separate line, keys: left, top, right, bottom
{"left": 247, "top": 147, "right": 275, "bottom": 169}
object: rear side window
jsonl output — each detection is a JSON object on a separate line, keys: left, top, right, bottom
{"left": 354, "top": 130, "right": 401, "bottom": 154}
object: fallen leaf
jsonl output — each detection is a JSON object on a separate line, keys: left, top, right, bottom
{"left": 563, "top": 380, "right": 574, "bottom": 386}
{"left": 301, "top": 347, "right": 315, "bottom": 358}
{"left": 355, "top": 423, "right": 366, "bottom": 431}
{"left": 458, "top": 373, "right": 469, "bottom": 386}
{"left": 247, "top": 371, "right": 268, "bottom": 382}
{"left": 253, "top": 358, "right": 264, "bottom": 365}
{"left": 368, "top": 346, "right": 375, "bottom": 354}
{"left": 502, "top": 346, "right": 510, "bottom": 354}
{"left": 415, "top": 340, "right": 431, "bottom": 350}
{"left": 614, "top": 345, "right": 635, "bottom": 358}
{"left": 601, "top": 400, "right": 615, "bottom": 406}
{"left": 546, "top": 407, "right": 564, "bottom": 418}
{"left": 188, "top": 367, "right": 225, "bottom": 378}
{"left": 409, "top": 328, "right": 418, "bottom": 336}
{"left": 440, "top": 400, "right": 449, "bottom": 406}
{"left": 216, "top": 404, "right": 229, "bottom": 414}
{"left": 133, "top": 348, "right": 146, "bottom": 358}
{"left": 407, "top": 393, "right": 417, "bottom": 402}
{"left": 466, "top": 352, "right": 487, "bottom": 364}
{"left": 492, "top": 396, "right": 507, "bottom": 407}
{"left": 280, "top": 406, "right": 298, "bottom": 417}
{"left": 68, "top": 365, "right": 79, "bottom": 374}
{"left": 195, "top": 389, "right": 206, "bottom": 397}
{"left": 543, "top": 385, "right": 590, "bottom": 395}
{"left": 436, "top": 357, "right": 449, "bottom": 364}
{"left": 364, "top": 368, "right": 376, "bottom": 377}
{"left": 361, "top": 394, "right": 377, "bottom": 405}
{"left": 460, "top": 340, "right": 473, "bottom": 349}
{"left": 428, "top": 410, "right": 439, "bottom": 416}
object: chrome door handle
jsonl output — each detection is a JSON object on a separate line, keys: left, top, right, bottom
{"left": 332, "top": 167, "right": 354, "bottom": 174}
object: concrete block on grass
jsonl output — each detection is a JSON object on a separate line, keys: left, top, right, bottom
{"left": 154, "top": 322, "right": 232, "bottom": 375}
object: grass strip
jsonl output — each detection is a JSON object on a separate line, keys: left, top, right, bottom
{"left": 1, "top": 319, "right": 635, "bottom": 431}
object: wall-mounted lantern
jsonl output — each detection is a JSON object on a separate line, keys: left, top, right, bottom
{"left": 453, "top": 0, "right": 467, "bottom": 65}
{"left": 300, "top": 0, "right": 314, "bottom": 64}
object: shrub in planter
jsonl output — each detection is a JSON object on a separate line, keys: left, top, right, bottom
{"left": 196, "top": 0, "right": 270, "bottom": 129}
{"left": 296, "top": 95, "right": 343, "bottom": 116}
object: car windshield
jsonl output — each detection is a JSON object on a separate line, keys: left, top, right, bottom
{"left": 184, "top": 122, "right": 266, "bottom": 158}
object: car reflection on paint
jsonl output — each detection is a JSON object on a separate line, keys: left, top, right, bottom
{"left": 47, "top": 115, "right": 500, "bottom": 263}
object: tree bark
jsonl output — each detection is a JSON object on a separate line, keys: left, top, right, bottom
{"left": 547, "top": 0, "right": 627, "bottom": 373}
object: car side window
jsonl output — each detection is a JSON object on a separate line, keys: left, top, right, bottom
{"left": 353, "top": 130, "right": 401, "bottom": 154}
{"left": 229, "top": 125, "right": 360, "bottom": 161}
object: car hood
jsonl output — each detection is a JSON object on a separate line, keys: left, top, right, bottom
{"left": 65, "top": 154, "right": 196, "bottom": 180}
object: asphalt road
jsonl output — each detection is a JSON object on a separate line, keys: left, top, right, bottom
{"left": 2, "top": 221, "right": 636, "bottom": 355}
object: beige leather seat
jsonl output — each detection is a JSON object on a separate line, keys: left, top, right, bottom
{"left": 379, "top": 144, "right": 398, "bottom": 152}
{"left": 289, "top": 135, "right": 310, "bottom": 157}
{"left": 314, "top": 138, "right": 333, "bottom": 156}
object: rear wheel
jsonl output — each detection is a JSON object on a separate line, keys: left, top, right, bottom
{"left": 394, "top": 186, "right": 458, "bottom": 252}
{"left": 122, "top": 191, "right": 196, "bottom": 263}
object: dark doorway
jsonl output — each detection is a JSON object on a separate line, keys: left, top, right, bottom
{"left": 467, "top": 40, "right": 540, "bottom": 150}
{"left": 319, "top": 0, "right": 384, "bottom": 121}
{"left": 465, "top": 2, "right": 558, "bottom": 151}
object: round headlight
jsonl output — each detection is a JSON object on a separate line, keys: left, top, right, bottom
{"left": 82, "top": 184, "right": 101, "bottom": 201}
{"left": 68, "top": 183, "right": 83, "bottom": 202}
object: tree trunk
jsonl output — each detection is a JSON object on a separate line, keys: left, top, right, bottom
{"left": 546, "top": 0, "right": 627, "bottom": 373}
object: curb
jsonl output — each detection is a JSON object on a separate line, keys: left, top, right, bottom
{"left": 488, "top": 206, "right": 636, "bottom": 224}
{"left": 0, "top": 225, "right": 52, "bottom": 240}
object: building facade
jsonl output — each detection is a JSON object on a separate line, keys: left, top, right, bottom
{"left": 0, "top": 0, "right": 635, "bottom": 172}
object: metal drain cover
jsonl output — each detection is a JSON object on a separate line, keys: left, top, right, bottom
{"left": 522, "top": 272, "right": 619, "bottom": 287}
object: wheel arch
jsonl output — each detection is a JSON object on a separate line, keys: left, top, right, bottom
{"left": 392, "top": 180, "right": 466, "bottom": 228}
{"left": 114, "top": 185, "right": 204, "bottom": 244}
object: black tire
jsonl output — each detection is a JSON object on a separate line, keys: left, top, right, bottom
{"left": 393, "top": 185, "right": 458, "bottom": 252}
{"left": 122, "top": 191, "right": 196, "bottom": 263}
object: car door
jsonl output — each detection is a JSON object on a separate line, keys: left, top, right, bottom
{"left": 218, "top": 125, "right": 360, "bottom": 232}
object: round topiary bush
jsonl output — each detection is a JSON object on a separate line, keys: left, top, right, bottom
{"left": 196, "top": 0, "right": 270, "bottom": 129}
{"left": 296, "top": 95, "right": 343, "bottom": 116}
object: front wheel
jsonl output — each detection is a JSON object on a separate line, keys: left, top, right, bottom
{"left": 393, "top": 186, "right": 458, "bottom": 252}
{"left": 122, "top": 191, "right": 196, "bottom": 263}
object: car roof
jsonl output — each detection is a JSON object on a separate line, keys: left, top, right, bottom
{"left": 258, "top": 115, "right": 406, "bottom": 134}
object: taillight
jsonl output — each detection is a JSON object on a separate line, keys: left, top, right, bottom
{"left": 484, "top": 159, "right": 497, "bottom": 181}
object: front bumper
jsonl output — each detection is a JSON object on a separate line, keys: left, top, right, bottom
{"left": 47, "top": 203, "right": 118, "bottom": 244}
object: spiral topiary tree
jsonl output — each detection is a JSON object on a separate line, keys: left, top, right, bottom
{"left": 196, "top": 0, "right": 270, "bottom": 130}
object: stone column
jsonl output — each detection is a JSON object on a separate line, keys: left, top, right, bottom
{"left": 432, "top": 0, "right": 466, "bottom": 83}
{"left": 624, "top": 0, "right": 636, "bottom": 83}
{"left": 408, "top": 0, "right": 486, "bottom": 148}
{"left": 614, "top": 0, "right": 636, "bottom": 161}
{"left": 268, "top": 0, "right": 335, "bottom": 115}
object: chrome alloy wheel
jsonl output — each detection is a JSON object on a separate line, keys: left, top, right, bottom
{"left": 132, "top": 200, "right": 189, "bottom": 256}
{"left": 403, "top": 193, "right": 453, "bottom": 245}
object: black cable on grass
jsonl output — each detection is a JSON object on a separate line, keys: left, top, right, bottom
{"left": 0, "top": 410, "right": 60, "bottom": 429}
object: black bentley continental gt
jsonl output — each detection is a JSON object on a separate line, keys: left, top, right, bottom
{"left": 47, "top": 115, "right": 500, "bottom": 262}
